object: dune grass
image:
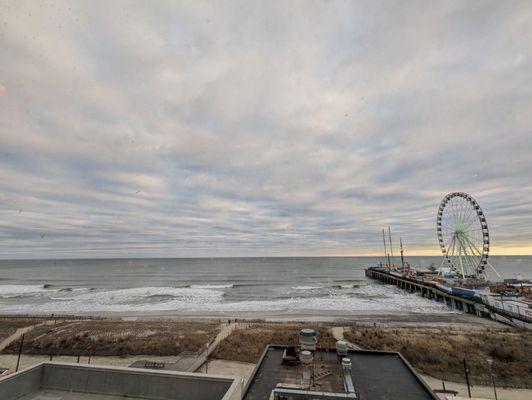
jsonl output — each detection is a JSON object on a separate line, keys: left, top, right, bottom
{"left": 3, "top": 317, "right": 530, "bottom": 388}
{"left": 3, "top": 319, "right": 219, "bottom": 357}
{"left": 213, "top": 322, "right": 336, "bottom": 363}
{"left": 0, "top": 318, "right": 44, "bottom": 342}
{"left": 344, "top": 326, "right": 532, "bottom": 388}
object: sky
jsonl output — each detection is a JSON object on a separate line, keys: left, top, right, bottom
{"left": 0, "top": 1, "right": 531, "bottom": 259}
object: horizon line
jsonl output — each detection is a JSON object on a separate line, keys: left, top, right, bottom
{"left": 0, "top": 253, "right": 531, "bottom": 261}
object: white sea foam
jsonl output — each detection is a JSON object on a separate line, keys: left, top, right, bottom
{"left": 189, "top": 284, "right": 233, "bottom": 289}
{"left": 291, "top": 286, "right": 323, "bottom": 290}
{"left": 0, "top": 284, "right": 57, "bottom": 298}
{"left": 0, "top": 285, "right": 95, "bottom": 299}
{"left": 0, "top": 285, "right": 49, "bottom": 293}
{"left": 49, "top": 287, "right": 219, "bottom": 312}
{"left": 0, "top": 284, "right": 455, "bottom": 314}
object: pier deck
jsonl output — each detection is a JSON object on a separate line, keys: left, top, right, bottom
{"left": 365, "top": 268, "right": 531, "bottom": 329}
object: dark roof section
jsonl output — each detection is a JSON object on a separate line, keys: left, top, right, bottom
{"left": 244, "top": 346, "right": 438, "bottom": 400}
{"left": 349, "top": 352, "right": 434, "bottom": 399}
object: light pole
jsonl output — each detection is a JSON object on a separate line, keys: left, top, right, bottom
{"left": 463, "top": 359, "right": 471, "bottom": 398}
{"left": 486, "top": 358, "right": 498, "bottom": 400}
{"left": 15, "top": 333, "right": 25, "bottom": 372}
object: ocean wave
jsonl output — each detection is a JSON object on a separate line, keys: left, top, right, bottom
{"left": 189, "top": 284, "right": 233, "bottom": 289}
{"left": 0, "top": 284, "right": 455, "bottom": 315}
{"left": 291, "top": 285, "right": 323, "bottom": 290}
{"left": 80, "top": 286, "right": 223, "bottom": 302}
{"left": 0, "top": 285, "right": 95, "bottom": 299}
{"left": 0, "top": 284, "right": 51, "bottom": 293}
{"left": 0, "top": 284, "right": 58, "bottom": 298}
{"left": 333, "top": 284, "right": 361, "bottom": 289}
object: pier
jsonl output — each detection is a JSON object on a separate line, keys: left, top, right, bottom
{"left": 365, "top": 268, "right": 532, "bottom": 329}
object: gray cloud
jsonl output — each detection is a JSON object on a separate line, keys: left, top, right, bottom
{"left": 0, "top": 0, "right": 531, "bottom": 258}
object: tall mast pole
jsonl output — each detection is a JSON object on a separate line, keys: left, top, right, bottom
{"left": 382, "top": 229, "right": 388, "bottom": 268}
{"left": 400, "top": 238, "right": 405, "bottom": 269}
{"left": 388, "top": 226, "right": 394, "bottom": 267}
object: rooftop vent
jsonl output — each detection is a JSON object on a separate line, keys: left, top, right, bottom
{"left": 341, "top": 357, "right": 356, "bottom": 395}
{"left": 300, "top": 350, "right": 313, "bottom": 388}
{"left": 299, "top": 350, "right": 313, "bottom": 365}
{"left": 342, "top": 357, "right": 352, "bottom": 371}
{"left": 336, "top": 340, "right": 348, "bottom": 357}
{"left": 299, "top": 328, "right": 317, "bottom": 351}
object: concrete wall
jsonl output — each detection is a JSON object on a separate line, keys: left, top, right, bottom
{"left": 0, "top": 362, "right": 241, "bottom": 400}
{"left": 222, "top": 378, "right": 242, "bottom": 400}
{"left": 0, "top": 365, "right": 42, "bottom": 400}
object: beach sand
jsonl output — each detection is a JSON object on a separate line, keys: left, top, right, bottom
{"left": 51, "top": 309, "right": 505, "bottom": 325}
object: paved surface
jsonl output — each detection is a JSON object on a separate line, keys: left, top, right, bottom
{"left": 421, "top": 374, "right": 532, "bottom": 400}
{"left": 330, "top": 327, "right": 362, "bottom": 350}
{"left": 197, "top": 360, "right": 255, "bottom": 386}
{"left": 129, "top": 353, "right": 197, "bottom": 371}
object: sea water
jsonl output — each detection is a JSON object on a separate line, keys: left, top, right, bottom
{"left": 0, "top": 256, "right": 530, "bottom": 315}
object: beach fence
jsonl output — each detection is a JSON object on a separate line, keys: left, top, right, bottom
{"left": 0, "top": 314, "right": 105, "bottom": 321}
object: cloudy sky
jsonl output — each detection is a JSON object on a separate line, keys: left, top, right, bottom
{"left": 0, "top": 1, "right": 531, "bottom": 259}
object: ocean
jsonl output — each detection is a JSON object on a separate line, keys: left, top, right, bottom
{"left": 0, "top": 256, "right": 530, "bottom": 316}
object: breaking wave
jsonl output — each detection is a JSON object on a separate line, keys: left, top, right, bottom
{"left": 291, "top": 285, "right": 323, "bottom": 290}
{"left": 0, "top": 284, "right": 53, "bottom": 295}
{"left": 189, "top": 284, "right": 234, "bottom": 289}
{"left": 0, "top": 283, "right": 454, "bottom": 315}
{"left": 0, "top": 285, "right": 94, "bottom": 298}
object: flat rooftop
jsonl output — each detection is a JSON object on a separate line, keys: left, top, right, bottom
{"left": 244, "top": 346, "right": 437, "bottom": 400}
{"left": 0, "top": 362, "right": 241, "bottom": 400}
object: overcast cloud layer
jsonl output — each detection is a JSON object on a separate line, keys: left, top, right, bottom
{"left": 1, "top": 1, "right": 531, "bottom": 258}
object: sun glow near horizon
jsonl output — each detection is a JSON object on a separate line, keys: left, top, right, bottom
{"left": 336, "top": 246, "right": 532, "bottom": 257}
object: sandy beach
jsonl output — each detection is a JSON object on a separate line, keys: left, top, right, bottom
{"left": 30, "top": 309, "right": 506, "bottom": 325}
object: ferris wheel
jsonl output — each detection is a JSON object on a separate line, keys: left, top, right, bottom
{"left": 436, "top": 192, "right": 490, "bottom": 279}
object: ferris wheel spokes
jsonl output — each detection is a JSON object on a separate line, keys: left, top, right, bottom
{"left": 436, "top": 192, "right": 490, "bottom": 279}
